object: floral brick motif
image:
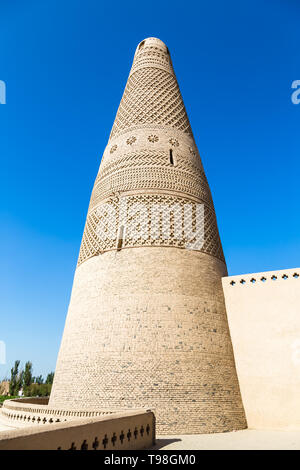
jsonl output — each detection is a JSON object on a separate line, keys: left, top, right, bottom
{"left": 169, "top": 138, "right": 179, "bottom": 147}
{"left": 148, "top": 135, "right": 159, "bottom": 143}
{"left": 110, "top": 145, "right": 118, "bottom": 154}
{"left": 126, "top": 136, "right": 137, "bottom": 145}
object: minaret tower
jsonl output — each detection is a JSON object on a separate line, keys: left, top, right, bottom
{"left": 49, "top": 38, "right": 246, "bottom": 434}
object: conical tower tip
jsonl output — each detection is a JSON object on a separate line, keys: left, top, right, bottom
{"left": 136, "top": 37, "right": 169, "bottom": 52}
{"left": 129, "top": 36, "right": 173, "bottom": 78}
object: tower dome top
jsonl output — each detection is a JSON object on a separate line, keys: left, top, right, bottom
{"left": 130, "top": 37, "right": 172, "bottom": 78}
{"left": 136, "top": 37, "right": 168, "bottom": 52}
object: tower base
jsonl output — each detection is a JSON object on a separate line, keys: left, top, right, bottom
{"left": 50, "top": 248, "right": 247, "bottom": 434}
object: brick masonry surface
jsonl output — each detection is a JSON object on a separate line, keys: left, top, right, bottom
{"left": 50, "top": 249, "right": 246, "bottom": 433}
{"left": 49, "top": 37, "right": 247, "bottom": 434}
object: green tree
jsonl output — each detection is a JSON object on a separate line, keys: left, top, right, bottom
{"left": 7, "top": 362, "right": 54, "bottom": 398}
{"left": 9, "top": 360, "right": 23, "bottom": 396}
{"left": 23, "top": 361, "right": 33, "bottom": 397}
{"left": 45, "top": 372, "right": 54, "bottom": 384}
{"left": 35, "top": 375, "right": 44, "bottom": 385}
{"left": 28, "top": 383, "right": 39, "bottom": 397}
{"left": 27, "top": 382, "right": 52, "bottom": 397}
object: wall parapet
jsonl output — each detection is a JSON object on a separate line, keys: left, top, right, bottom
{"left": 222, "top": 266, "right": 300, "bottom": 430}
{"left": 0, "top": 409, "right": 155, "bottom": 450}
{"left": 223, "top": 267, "right": 299, "bottom": 288}
{"left": 0, "top": 398, "right": 116, "bottom": 427}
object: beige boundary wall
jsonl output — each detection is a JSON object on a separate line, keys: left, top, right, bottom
{"left": 0, "top": 409, "right": 155, "bottom": 450}
{"left": 222, "top": 267, "right": 300, "bottom": 430}
{"left": 0, "top": 398, "right": 114, "bottom": 428}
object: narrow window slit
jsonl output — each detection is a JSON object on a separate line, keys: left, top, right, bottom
{"left": 169, "top": 149, "right": 174, "bottom": 165}
{"left": 117, "top": 225, "right": 124, "bottom": 251}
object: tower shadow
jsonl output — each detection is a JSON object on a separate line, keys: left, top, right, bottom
{"left": 150, "top": 438, "right": 182, "bottom": 449}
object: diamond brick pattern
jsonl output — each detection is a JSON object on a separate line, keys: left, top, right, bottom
{"left": 110, "top": 67, "right": 192, "bottom": 139}
{"left": 78, "top": 194, "right": 224, "bottom": 266}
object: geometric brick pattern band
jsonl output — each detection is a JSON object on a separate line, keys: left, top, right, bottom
{"left": 110, "top": 67, "right": 193, "bottom": 140}
{"left": 78, "top": 194, "right": 225, "bottom": 266}
{"left": 89, "top": 149, "right": 214, "bottom": 211}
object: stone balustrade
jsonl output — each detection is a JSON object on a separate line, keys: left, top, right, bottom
{"left": 0, "top": 409, "right": 155, "bottom": 450}
{"left": 0, "top": 398, "right": 117, "bottom": 427}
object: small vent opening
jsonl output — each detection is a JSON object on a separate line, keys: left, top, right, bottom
{"left": 169, "top": 149, "right": 174, "bottom": 165}
{"left": 117, "top": 225, "right": 124, "bottom": 251}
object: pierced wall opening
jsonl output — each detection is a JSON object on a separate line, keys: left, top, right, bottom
{"left": 117, "top": 225, "right": 124, "bottom": 251}
{"left": 169, "top": 149, "right": 174, "bottom": 165}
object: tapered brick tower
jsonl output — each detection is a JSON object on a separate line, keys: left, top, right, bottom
{"left": 49, "top": 38, "right": 246, "bottom": 434}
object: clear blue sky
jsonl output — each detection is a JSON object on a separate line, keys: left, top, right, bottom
{"left": 0, "top": 0, "right": 299, "bottom": 379}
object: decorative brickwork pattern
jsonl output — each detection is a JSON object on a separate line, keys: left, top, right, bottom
{"left": 110, "top": 67, "right": 192, "bottom": 139}
{"left": 93, "top": 149, "right": 210, "bottom": 200}
{"left": 92, "top": 148, "right": 211, "bottom": 206}
{"left": 79, "top": 146, "right": 219, "bottom": 265}
{"left": 50, "top": 37, "right": 246, "bottom": 434}
{"left": 78, "top": 194, "right": 224, "bottom": 266}
{"left": 129, "top": 38, "right": 174, "bottom": 76}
